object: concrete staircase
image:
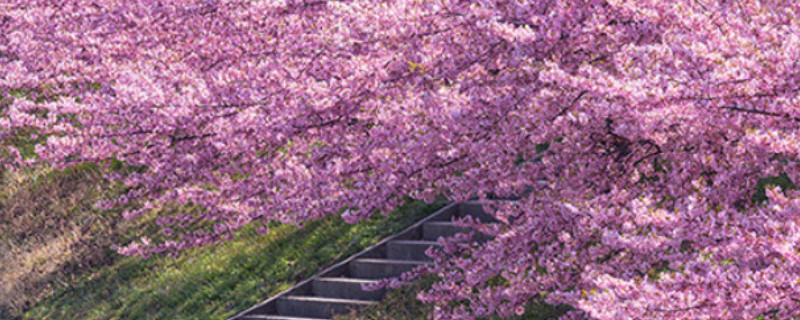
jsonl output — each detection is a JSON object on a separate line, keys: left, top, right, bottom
{"left": 229, "top": 202, "right": 497, "bottom": 320}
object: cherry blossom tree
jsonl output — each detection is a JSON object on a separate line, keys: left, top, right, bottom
{"left": 3, "top": 0, "right": 800, "bottom": 319}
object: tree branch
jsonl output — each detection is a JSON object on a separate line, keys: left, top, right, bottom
{"left": 552, "top": 90, "right": 588, "bottom": 120}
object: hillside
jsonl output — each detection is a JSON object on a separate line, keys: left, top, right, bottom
{"left": 0, "top": 164, "right": 444, "bottom": 319}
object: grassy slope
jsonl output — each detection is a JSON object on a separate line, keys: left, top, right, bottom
{"left": 1, "top": 164, "right": 131, "bottom": 318}
{"left": 1, "top": 163, "right": 444, "bottom": 320}
{"left": 22, "top": 205, "right": 443, "bottom": 320}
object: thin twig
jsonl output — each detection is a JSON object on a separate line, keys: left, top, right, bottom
{"left": 552, "top": 90, "right": 588, "bottom": 120}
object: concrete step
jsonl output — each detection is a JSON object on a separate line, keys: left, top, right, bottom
{"left": 312, "top": 277, "right": 385, "bottom": 301}
{"left": 456, "top": 202, "right": 499, "bottom": 222}
{"left": 276, "top": 296, "right": 375, "bottom": 319}
{"left": 348, "top": 258, "right": 429, "bottom": 279}
{"left": 422, "top": 221, "right": 496, "bottom": 242}
{"left": 422, "top": 221, "right": 468, "bottom": 240}
{"left": 239, "top": 315, "right": 329, "bottom": 320}
{"left": 386, "top": 240, "right": 440, "bottom": 261}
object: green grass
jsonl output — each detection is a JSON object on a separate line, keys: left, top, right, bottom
{"left": 16, "top": 195, "right": 444, "bottom": 320}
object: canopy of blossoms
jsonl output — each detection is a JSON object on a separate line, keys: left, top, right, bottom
{"left": 2, "top": 0, "right": 800, "bottom": 319}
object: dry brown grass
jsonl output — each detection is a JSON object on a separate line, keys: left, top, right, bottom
{"left": 0, "top": 164, "right": 131, "bottom": 317}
